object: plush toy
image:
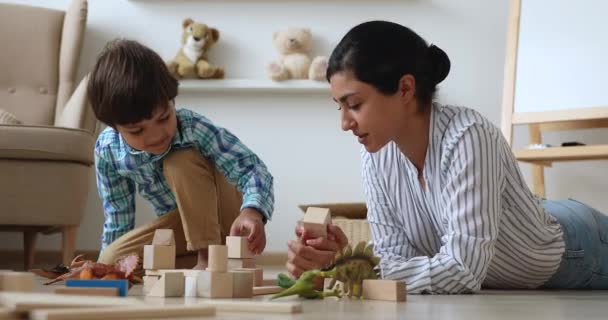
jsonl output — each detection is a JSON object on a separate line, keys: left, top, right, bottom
{"left": 267, "top": 27, "right": 328, "bottom": 81}
{"left": 167, "top": 18, "right": 224, "bottom": 79}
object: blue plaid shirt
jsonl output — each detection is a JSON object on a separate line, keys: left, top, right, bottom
{"left": 95, "top": 108, "right": 274, "bottom": 249}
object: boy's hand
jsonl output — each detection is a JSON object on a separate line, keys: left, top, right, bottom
{"left": 229, "top": 208, "right": 266, "bottom": 255}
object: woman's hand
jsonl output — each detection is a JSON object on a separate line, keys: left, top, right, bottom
{"left": 285, "top": 223, "right": 348, "bottom": 278}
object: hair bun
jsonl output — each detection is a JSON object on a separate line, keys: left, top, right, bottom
{"left": 427, "top": 44, "right": 451, "bottom": 85}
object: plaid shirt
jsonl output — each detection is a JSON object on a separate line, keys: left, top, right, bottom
{"left": 95, "top": 108, "right": 274, "bottom": 250}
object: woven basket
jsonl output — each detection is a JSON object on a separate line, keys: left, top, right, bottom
{"left": 332, "top": 216, "right": 372, "bottom": 245}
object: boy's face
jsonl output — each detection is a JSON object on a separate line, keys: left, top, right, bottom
{"left": 115, "top": 102, "right": 178, "bottom": 155}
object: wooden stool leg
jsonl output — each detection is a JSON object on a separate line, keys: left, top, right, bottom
{"left": 62, "top": 226, "right": 78, "bottom": 266}
{"left": 23, "top": 230, "right": 38, "bottom": 270}
{"left": 531, "top": 165, "right": 546, "bottom": 197}
{"left": 528, "top": 124, "right": 546, "bottom": 197}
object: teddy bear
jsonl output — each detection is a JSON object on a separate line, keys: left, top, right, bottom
{"left": 167, "top": 18, "right": 224, "bottom": 79}
{"left": 267, "top": 28, "right": 328, "bottom": 81}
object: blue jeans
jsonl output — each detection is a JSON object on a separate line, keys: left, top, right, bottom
{"left": 542, "top": 199, "right": 608, "bottom": 289}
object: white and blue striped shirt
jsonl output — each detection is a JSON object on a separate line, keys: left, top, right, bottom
{"left": 363, "top": 103, "right": 565, "bottom": 294}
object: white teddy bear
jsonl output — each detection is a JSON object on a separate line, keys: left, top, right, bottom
{"left": 267, "top": 27, "right": 328, "bottom": 81}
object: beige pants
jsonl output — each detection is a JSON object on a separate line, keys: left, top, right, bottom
{"left": 98, "top": 149, "right": 242, "bottom": 269}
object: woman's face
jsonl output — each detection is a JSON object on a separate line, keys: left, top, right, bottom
{"left": 329, "top": 71, "right": 415, "bottom": 153}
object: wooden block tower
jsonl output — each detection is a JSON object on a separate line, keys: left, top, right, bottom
{"left": 143, "top": 229, "right": 176, "bottom": 270}
{"left": 226, "top": 236, "right": 256, "bottom": 270}
{"left": 197, "top": 244, "right": 233, "bottom": 298}
{"left": 225, "top": 236, "right": 263, "bottom": 289}
{"left": 143, "top": 229, "right": 182, "bottom": 297}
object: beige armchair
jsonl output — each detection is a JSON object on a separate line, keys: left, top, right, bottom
{"left": 0, "top": 0, "right": 95, "bottom": 270}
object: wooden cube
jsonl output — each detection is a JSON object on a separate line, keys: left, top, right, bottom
{"left": 143, "top": 275, "right": 160, "bottom": 296}
{"left": 207, "top": 245, "right": 228, "bottom": 272}
{"left": 227, "top": 258, "right": 256, "bottom": 270}
{"left": 226, "top": 236, "right": 253, "bottom": 258}
{"left": 55, "top": 287, "right": 119, "bottom": 297}
{"left": 303, "top": 207, "right": 332, "bottom": 224}
{"left": 0, "top": 271, "right": 34, "bottom": 292}
{"left": 301, "top": 207, "right": 332, "bottom": 238}
{"left": 362, "top": 279, "right": 406, "bottom": 302}
{"left": 147, "top": 272, "right": 184, "bottom": 297}
{"left": 197, "top": 271, "right": 233, "bottom": 298}
{"left": 152, "top": 229, "right": 175, "bottom": 246}
{"left": 233, "top": 267, "right": 263, "bottom": 287}
{"left": 143, "top": 245, "right": 176, "bottom": 270}
{"left": 184, "top": 276, "right": 198, "bottom": 297}
{"left": 231, "top": 271, "right": 254, "bottom": 298}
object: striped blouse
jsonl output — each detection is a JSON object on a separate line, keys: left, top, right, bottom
{"left": 363, "top": 103, "right": 565, "bottom": 294}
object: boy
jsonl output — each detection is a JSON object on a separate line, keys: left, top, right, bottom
{"left": 88, "top": 39, "right": 274, "bottom": 269}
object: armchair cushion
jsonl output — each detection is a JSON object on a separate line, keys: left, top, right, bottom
{"left": 0, "top": 125, "right": 94, "bottom": 165}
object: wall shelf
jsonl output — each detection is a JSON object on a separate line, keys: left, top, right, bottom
{"left": 177, "top": 79, "right": 330, "bottom": 94}
{"left": 514, "top": 145, "right": 608, "bottom": 163}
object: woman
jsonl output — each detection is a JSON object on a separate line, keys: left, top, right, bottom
{"left": 286, "top": 20, "right": 608, "bottom": 294}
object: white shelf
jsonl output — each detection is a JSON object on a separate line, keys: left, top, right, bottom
{"left": 177, "top": 79, "right": 330, "bottom": 94}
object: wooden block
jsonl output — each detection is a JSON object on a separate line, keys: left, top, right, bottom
{"left": 301, "top": 207, "right": 332, "bottom": 238}
{"left": 226, "top": 236, "right": 253, "bottom": 258}
{"left": 184, "top": 276, "right": 197, "bottom": 297}
{"left": 231, "top": 271, "right": 253, "bottom": 298}
{"left": 30, "top": 305, "right": 215, "bottom": 320}
{"left": 196, "top": 271, "right": 233, "bottom": 298}
{"left": 303, "top": 207, "right": 332, "bottom": 224}
{"left": 233, "top": 267, "right": 263, "bottom": 286}
{"left": 152, "top": 229, "right": 175, "bottom": 246}
{"left": 145, "top": 269, "right": 201, "bottom": 277}
{"left": 54, "top": 287, "right": 119, "bottom": 297}
{"left": 143, "top": 245, "right": 175, "bottom": 270}
{"left": 0, "top": 272, "right": 33, "bottom": 293}
{"left": 262, "top": 278, "right": 277, "bottom": 286}
{"left": 227, "top": 258, "right": 256, "bottom": 270}
{"left": 252, "top": 285, "right": 283, "bottom": 296}
{"left": 143, "top": 276, "right": 160, "bottom": 296}
{"left": 207, "top": 300, "right": 302, "bottom": 314}
{"left": 207, "top": 245, "right": 228, "bottom": 272}
{"left": 0, "top": 307, "right": 18, "bottom": 320}
{"left": 147, "top": 272, "right": 184, "bottom": 297}
{"left": 0, "top": 292, "right": 141, "bottom": 312}
{"left": 65, "top": 279, "right": 129, "bottom": 297}
{"left": 362, "top": 279, "right": 406, "bottom": 302}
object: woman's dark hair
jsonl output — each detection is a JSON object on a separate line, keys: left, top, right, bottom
{"left": 327, "top": 20, "right": 450, "bottom": 107}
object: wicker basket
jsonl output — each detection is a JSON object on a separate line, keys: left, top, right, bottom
{"left": 298, "top": 202, "right": 371, "bottom": 245}
{"left": 332, "top": 216, "right": 372, "bottom": 245}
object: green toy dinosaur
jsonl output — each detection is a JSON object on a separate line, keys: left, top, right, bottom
{"left": 272, "top": 241, "right": 380, "bottom": 300}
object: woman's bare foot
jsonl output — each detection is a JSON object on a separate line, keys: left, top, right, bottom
{"left": 192, "top": 248, "right": 209, "bottom": 270}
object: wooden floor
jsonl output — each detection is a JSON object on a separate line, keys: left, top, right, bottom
{"left": 25, "top": 271, "right": 608, "bottom": 320}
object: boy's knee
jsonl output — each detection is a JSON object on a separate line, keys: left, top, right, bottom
{"left": 164, "top": 149, "right": 213, "bottom": 179}
{"left": 98, "top": 245, "right": 119, "bottom": 264}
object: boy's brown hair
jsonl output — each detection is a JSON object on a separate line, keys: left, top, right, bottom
{"left": 87, "top": 39, "right": 178, "bottom": 127}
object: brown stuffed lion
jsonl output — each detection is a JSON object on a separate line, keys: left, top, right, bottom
{"left": 167, "top": 18, "right": 224, "bottom": 79}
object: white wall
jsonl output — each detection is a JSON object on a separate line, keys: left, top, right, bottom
{"left": 1, "top": 0, "right": 605, "bottom": 253}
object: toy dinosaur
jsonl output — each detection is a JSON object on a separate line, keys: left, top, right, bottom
{"left": 272, "top": 241, "right": 380, "bottom": 300}
{"left": 30, "top": 253, "right": 142, "bottom": 285}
